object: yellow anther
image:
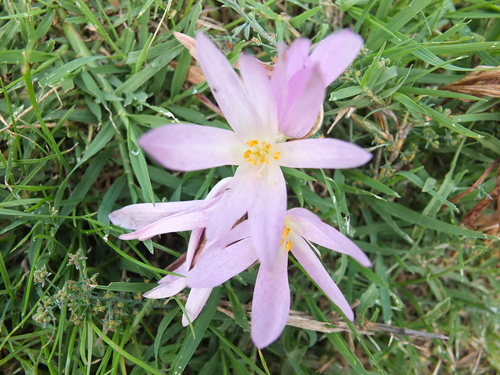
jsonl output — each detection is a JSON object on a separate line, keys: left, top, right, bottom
{"left": 285, "top": 241, "right": 292, "bottom": 251}
{"left": 247, "top": 140, "right": 259, "bottom": 147}
{"left": 282, "top": 227, "right": 290, "bottom": 237}
{"left": 243, "top": 139, "right": 280, "bottom": 165}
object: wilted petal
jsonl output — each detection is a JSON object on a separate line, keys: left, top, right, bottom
{"left": 196, "top": 33, "right": 257, "bottom": 139}
{"left": 238, "top": 54, "right": 278, "bottom": 139}
{"left": 108, "top": 201, "right": 203, "bottom": 230}
{"left": 251, "top": 249, "right": 290, "bottom": 348}
{"left": 248, "top": 163, "right": 287, "bottom": 269}
{"left": 309, "top": 29, "right": 363, "bottom": 87}
{"left": 181, "top": 288, "right": 213, "bottom": 326}
{"left": 288, "top": 208, "right": 372, "bottom": 267}
{"left": 139, "top": 124, "right": 240, "bottom": 172}
{"left": 278, "top": 64, "right": 326, "bottom": 138}
{"left": 290, "top": 234, "right": 354, "bottom": 320}
{"left": 187, "top": 237, "right": 256, "bottom": 288}
{"left": 277, "top": 138, "right": 372, "bottom": 169}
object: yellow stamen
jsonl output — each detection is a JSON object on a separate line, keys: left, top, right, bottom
{"left": 247, "top": 140, "right": 258, "bottom": 147}
{"left": 243, "top": 139, "right": 280, "bottom": 166}
{"left": 281, "top": 226, "right": 293, "bottom": 252}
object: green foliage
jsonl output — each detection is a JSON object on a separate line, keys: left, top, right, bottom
{"left": 1, "top": 0, "right": 499, "bottom": 374}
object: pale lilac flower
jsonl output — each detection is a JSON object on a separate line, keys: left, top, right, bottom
{"left": 108, "top": 178, "right": 248, "bottom": 325}
{"left": 186, "top": 207, "right": 372, "bottom": 348}
{"left": 272, "top": 29, "right": 364, "bottom": 138}
{"left": 139, "top": 32, "right": 370, "bottom": 269}
{"left": 108, "top": 178, "right": 231, "bottom": 241}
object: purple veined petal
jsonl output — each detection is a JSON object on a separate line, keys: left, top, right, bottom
{"left": 284, "top": 38, "right": 312, "bottom": 80}
{"left": 248, "top": 162, "right": 287, "bottom": 269}
{"left": 276, "top": 138, "right": 372, "bottom": 169}
{"left": 309, "top": 29, "right": 363, "bottom": 87}
{"left": 187, "top": 237, "right": 257, "bottom": 288}
{"left": 251, "top": 248, "right": 290, "bottom": 349}
{"left": 277, "top": 64, "right": 326, "bottom": 138}
{"left": 287, "top": 207, "right": 372, "bottom": 267}
{"left": 195, "top": 33, "right": 257, "bottom": 139}
{"left": 118, "top": 198, "right": 219, "bottom": 241}
{"left": 143, "top": 264, "right": 187, "bottom": 299}
{"left": 290, "top": 233, "right": 354, "bottom": 321}
{"left": 238, "top": 54, "right": 278, "bottom": 139}
{"left": 206, "top": 164, "right": 256, "bottom": 243}
{"left": 139, "top": 124, "right": 241, "bottom": 172}
{"left": 181, "top": 287, "right": 213, "bottom": 326}
{"left": 108, "top": 200, "right": 203, "bottom": 230}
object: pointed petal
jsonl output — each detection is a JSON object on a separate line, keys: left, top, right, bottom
{"left": 277, "top": 138, "right": 372, "bottom": 169}
{"left": 144, "top": 264, "right": 187, "bottom": 298}
{"left": 181, "top": 288, "right": 213, "bottom": 326}
{"left": 290, "top": 234, "right": 354, "bottom": 320}
{"left": 288, "top": 208, "right": 372, "bottom": 267}
{"left": 118, "top": 199, "right": 218, "bottom": 240}
{"left": 277, "top": 64, "right": 326, "bottom": 138}
{"left": 309, "top": 29, "right": 363, "bottom": 87}
{"left": 248, "top": 163, "right": 287, "bottom": 269}
{"left": 108, "top": 201, "right": 203, "bottom": 230}
{"left": 139, "top": 124, "right": 240, "bottom": 172}
{"left": 238, "top": 54, "right": 278, "bottom": 139}
{"left": 143, "top": 280, "right": 186, "bottom": 299}
{"left": 251, "top": 249, "right": 290, "bottom": 349}
{"left": 187, "top": 238, "right": 256, "bottom": 288}
{"left": 196, "top": 33, "right": 257, "bottom": 138}
{"left": 206, "top": 164, "right": 255, "bottom": 243}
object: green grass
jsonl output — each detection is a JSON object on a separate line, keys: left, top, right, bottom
{"left": 1, "top": 0, "right": 499, "bottom": 374}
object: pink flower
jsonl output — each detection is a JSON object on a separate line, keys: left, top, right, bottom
{"left": 139, "top": 32, "right": 371, "bottom": 270}
{"left": 186, "top": 207, "right": 372, "bottom": 348}
{"left": 108, "top": 178, "right": 249, "bottom": 325}
{"left": 272, "top": 30, "right": 364, "bottom": 138}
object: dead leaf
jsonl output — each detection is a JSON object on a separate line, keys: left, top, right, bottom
{"left": 442, "top": 66, "right": 500, "bottom": 98}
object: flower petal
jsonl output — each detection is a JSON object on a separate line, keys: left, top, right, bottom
{"left": 238, "top": 54, "right": 278, "bottom": 139}
{"left": 277, "top": 138, "right": 372, "bottom": 169}
{"left": 181, "top": 288, "right": 213, "bottom": 326}
{"left": 108, "top": 201, "right": 203, "bottom": 230}
{"left": 187, "top": 238, "right": 256, "bottom": 288}
{"left": 206, "top": 164, "right": 256, "bottom": 243}
{"left": 196, "top": 33, "right": 257, "bottom": 138}
{"left": 288, "top": 208, "right": 372, "bottom": 267}
{"left": 143, "top": 264, "right": 187, "bottom": 299}
{"left": 119, "top": 198, "right": 218, "bottom": 241}
{"left": 309, "top": 29, "right": 363, "bottom": 87}
{"left": 248, "top": 163, "right": 287, "bottom": 269}
{"left": 277, "top": 64, "right": 326, "bottom": 138}
{"left": 284, "top": 38, "right": 312, "bottom": 80}
{"left": 139, "top": 124, "right": 240, "bottom": 172}
{"left": 251, "top": 249, "right": 290, "bottom": 348}
{"left": 290, "top": 234, "right": 354, "bottom": 320}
